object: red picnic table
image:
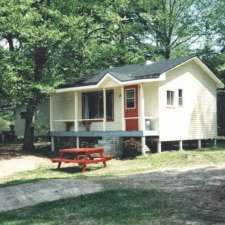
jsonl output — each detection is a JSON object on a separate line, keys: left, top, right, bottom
{"left": 51, "top": 147, "right": 112, "bottom": 172}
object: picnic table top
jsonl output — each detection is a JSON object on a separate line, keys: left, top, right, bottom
{"left": 59, "top": 147, "right": 104, "bottom": 154}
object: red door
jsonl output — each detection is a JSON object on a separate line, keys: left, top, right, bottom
{"left": 124, "top": 85, "right": 139, "bottom": 131}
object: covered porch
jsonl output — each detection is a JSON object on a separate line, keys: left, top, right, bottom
{"left": 50, "top": 76, "right": 159, "bottom": 153}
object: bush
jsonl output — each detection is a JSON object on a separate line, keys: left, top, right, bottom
{"left": 122, "top": 138, "right": 141, "bottom": 159}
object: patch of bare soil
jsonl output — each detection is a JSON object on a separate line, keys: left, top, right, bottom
{"left": 0, "top": 144, "right": 24, "bottom": 160}
{"left": 99, "top": 165, "right": 225, "bottom": 224}
{"left": 0, "top": 143, "right": 51, "bottom": 179}
{"left": 0, "top": 155, "right": 50, "bottom": 179}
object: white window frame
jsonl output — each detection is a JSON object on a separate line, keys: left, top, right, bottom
{"left": 167, "top": 90, "right": 174, "bottom": 106}
{"left": 125, "top": 88, "right": 136, "bottom": 109}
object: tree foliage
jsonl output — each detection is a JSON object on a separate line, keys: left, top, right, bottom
{"left": 1, "top": 0, "right": 225, "bottom": 148}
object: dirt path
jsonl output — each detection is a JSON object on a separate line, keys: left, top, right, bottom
{"left": 0, "top": 156, "right": 49, "bottom": 179}
{"left": 0, "top": 164, "right": 225, "bottom": 225}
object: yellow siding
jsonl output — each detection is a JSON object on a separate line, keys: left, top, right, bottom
{"left": 52, "top": 92, "right": 75, "bottom": 121}
{"left": 143, "top": 83, "right": 159, "bottom": 117}
{"left": 159, "top": 61, "right": 217, "bottom": 141}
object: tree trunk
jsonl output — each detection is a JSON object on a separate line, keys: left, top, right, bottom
{"left": 23, "top": 47, "right": 47, "bottom": 151}
{"left": 23, "top": 93, "right": 39, "bottom": 151}
{"left": 164, "top": 46, "right": 171, "bottom": 59}
{"left": 23, "top": 106, "right": 36, "bottom": 151}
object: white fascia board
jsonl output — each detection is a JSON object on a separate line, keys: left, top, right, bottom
{"left": 163, "top": 56, "right": 224, "bottom": 88}
{"left": 55, "top": 84, "right": 98, "bottom": 93}
{"left": 98, "top": 73, "right": 122, "bottom": 85}
{"left": 54, "top": 74, "right": 165, "bottom": 93}
{"left": 193, "top": 57, "right": 224, "bottom": 88}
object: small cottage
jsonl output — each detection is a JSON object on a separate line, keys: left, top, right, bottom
{"left": 50, "top": 56, "right": 224, "bottom": 154}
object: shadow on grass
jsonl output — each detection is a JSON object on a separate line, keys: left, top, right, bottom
{"left": 53, "top": 165, "right": 105, "bottom": 173}
{"left": 0, "top": 166, "right": 105, "bottom": 188}
{"left": 0, "top": 178, "right": 47, "bottom": 188}
{"left": 0, "top": 142, "right": 54, "bottom": 160}
{"left": 0, "top": 188, "right": 222, "bottom": 225}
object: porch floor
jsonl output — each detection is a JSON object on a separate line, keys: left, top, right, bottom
{"left": 51, "top": 130, "right": 159, "bottom": 137}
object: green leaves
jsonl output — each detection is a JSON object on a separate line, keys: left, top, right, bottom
{"left": 1, "top": 0, "right": 225, "bottom": 111}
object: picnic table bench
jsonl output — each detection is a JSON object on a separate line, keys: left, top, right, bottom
{"left": 51, "top": 147, "right": 112, "bottom": 172}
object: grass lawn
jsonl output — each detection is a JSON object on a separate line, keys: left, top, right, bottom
{"left": 0, "top": 147, "right": 225, "bottom": 225}
{"left": 0, "top": 188, "right": 213, "bottom": 225}
{"left": 1, "top": 146, "right": 225, "bottom": 187}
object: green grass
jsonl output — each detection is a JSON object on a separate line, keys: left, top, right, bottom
{"left": 0, "top": 189, "right": 209, "bottom": 225}
{"left": 1, "top": 147, "right": 225, "bottom": 224}
{"left": 1, "top": 147, "right": 225, "bottom": 187}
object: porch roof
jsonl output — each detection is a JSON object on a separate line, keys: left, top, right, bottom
{"left": 59, "top": 56, "right": 193, "bottom": 89}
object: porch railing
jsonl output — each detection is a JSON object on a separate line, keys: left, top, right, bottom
{"left": 51, "top": 116, "right": 158, "bottom": 132}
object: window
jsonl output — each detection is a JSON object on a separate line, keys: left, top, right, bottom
{"left": 167, "top": 91, "right": 174, "bottom": 106}
{"left": 82, "top": 90, "right": 114, "bottom": 121}
{"left": 106, "top": 90, "right": 114, "bottom": 121}
{"left": 178, "top": 89, "right": 183, "bottom": 106}
{"left": 125, "top": 88, "right": 136, "bottom": 109}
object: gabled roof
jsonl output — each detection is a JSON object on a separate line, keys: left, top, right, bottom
{"left": 60, "top": 56, "right": 193, "bottom": 88}
{"left": 57, "top": 56, "right": 224, "bottom": 92}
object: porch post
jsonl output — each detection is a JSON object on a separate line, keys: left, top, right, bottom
{"left": 74, "top": 91, "right": 78, "bottom": 132}
{"left": 139, "top": 84, "right": 145, "bottom": 131}
{"left": 157, "top": 140, "right": 162, "bottom": 153}
{"left": 76, "top": 137, "right": 80, "bottom": 148}
{"left": 121, "top": 86, "right": 125, "bottom": 131}
{"left": 50, "top": 95, "right": 55, "bottom": 151}
{"left": 51, "top": 137, "right": 55, "bottom": 152}
{"left": 214, "top": 138, "right": 217, "bottom": 147}
{"left": 141, "top": 136, "right": 150, "bottom": 155}
{"left": 103, "top": 88, "right": 106, "bottom": 131}
{"left": 198, "top": 139, "right": 202, "bottom": 149}
{"left": 179, "top": 140, "right": 183, "bottom": 151}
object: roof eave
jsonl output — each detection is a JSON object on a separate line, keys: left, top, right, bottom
{"left": 162, "top": 56, "right": 224, "bottom": 88}
{"left": 54, "top": 75, "right": 165, "bottom": 93}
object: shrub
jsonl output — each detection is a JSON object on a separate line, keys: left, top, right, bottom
{"left": 122, "top": 138, "right": 141, "bottom": 159}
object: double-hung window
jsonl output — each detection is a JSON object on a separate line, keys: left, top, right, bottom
{"left": 125, "top": 88, "right": 136, "bottom": 109}
{"left": 167, "top": 90, "right": 174, "bottom": 106}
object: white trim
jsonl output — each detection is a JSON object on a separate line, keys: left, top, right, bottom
{"left": 52, "top": 119, "right": 74, "bottom": 122}
{"left": 53, "top": 57, "right": 223, "bottom": 94}
{"left": 163, "top": 57, "right": 224, "bottom": 88}
{"left": 179, "top": 140, "right": 183, "bottom": 151}
{"left": 166, "top": 90, "right": 175, "bottom": 106}
{"left": 157, "top": 140, "right": 162, "bottom": 153}
{"left": 79, "top": 118, "right": 103, "bottom": 121}
{"left": 98, "top": 73, "right": 121, "bottom": 86}
{"left": 54, "top": 76, "right": 165, "bottom": 93}
{"left": 76, "top": 137, "right": 80, "bottom": 148}
{"left": 194, "top": 57, "right": 224, "bottom": 88}
{"left": 121, "top": 86, "right": 125, "bottom": 131}
{"left": 51, "top": 136, "right": 55, "bottom": 151}
{"left": 139, "top": 84, "right": 145, "bottom": 131}
{"left": 103, "top": 88, "right": 106, "bottom": 131}
{"left": 74, "top": 92, "right": 78, "bottom": 132}
{"left": 198, "top": 139, "right": 202, "bottom": 149}
{"left": 50, "top": 95, "right": 53, "bottom": 131}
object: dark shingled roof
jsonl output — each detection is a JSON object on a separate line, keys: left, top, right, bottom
{"left": 60, "top": 56, "right": 194, "bottom": 88}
